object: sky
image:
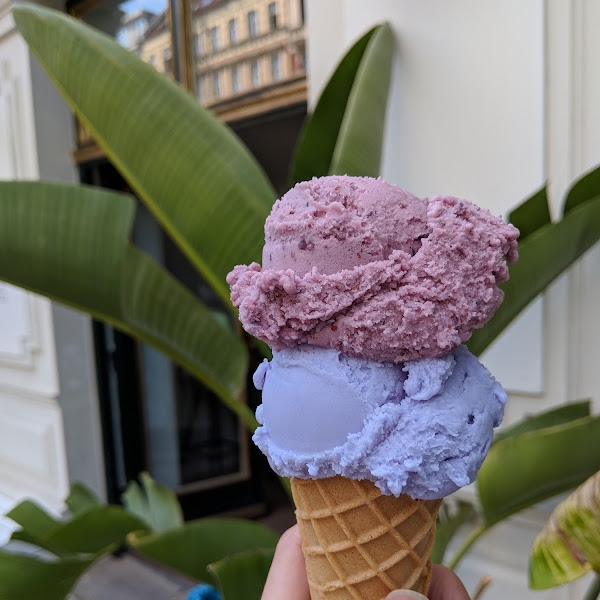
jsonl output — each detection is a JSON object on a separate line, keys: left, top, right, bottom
{"left": 120, "top": 0, "right": 166, "bottom": 16}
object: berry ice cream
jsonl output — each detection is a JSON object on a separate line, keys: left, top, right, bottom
{"left": 228, "top": 176, "right": 518, "bottom": 364}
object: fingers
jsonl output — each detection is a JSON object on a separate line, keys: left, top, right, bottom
{"left": 261, "top": 529, "right": 469, "bottom": 600}
{"left": 385, "top": 566, "right": 470, "bottom": 600}
{"left": 427, "top": 565, "right": 471, "bottom": 600}
{"left": 261, "top": 525, "right": 311, "bottom": 600}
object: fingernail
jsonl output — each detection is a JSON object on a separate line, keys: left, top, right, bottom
{"left": 385, "top": 590, "right": 428, "bottom": 600}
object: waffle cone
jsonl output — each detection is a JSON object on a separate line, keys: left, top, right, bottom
{"left": 291, "top": 476, "right": 442, "bottom": 600}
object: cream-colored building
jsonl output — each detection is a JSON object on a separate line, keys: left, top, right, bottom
{"left": 138, "top": 0, "right": 306, "bottom": 121}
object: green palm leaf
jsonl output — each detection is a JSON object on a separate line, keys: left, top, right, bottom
{"left": 13, "top": 3, "right": 276, "bottom": 306}
{"left": 468, "top": 189, "right": 600, "bottom": 356}
{"left": 0, "top": 181, "right": 255, "bottom": 429}
{"left": 478, "top": 416, "right": 600, "bottom": 525}
{"left": 130, "top": 519, "right": 279, "bottom": 584}
{"left": 208, "top": 549, "right": 275, "bottom": 600}
{"left": 0, "top": 552, "right": 93, "bottom": 600}
{"left": 530, "top": 471, "right": 600, "bottom": 589}
{"left": 448, "top": 412, "right": 600, "bottom": 569}
{"left": 290, "top": 23, "right": 394, "bottom": 184}
{"left": 563, "top": 164, "right": 600, "bottom": 214}
{"left": 121, "top": 472, "right": 183, "bottom": 533}
{"left": 492, "top": 400, "right": 590, "bottom": 445}
{"left": 508, "top": 185, "right": 551, "bottom": 243}
{"left": 65, "top": 483, "right": 102, "bottom": 517}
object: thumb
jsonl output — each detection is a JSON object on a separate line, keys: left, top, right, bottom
{"left": 261, "top": 525, "right": 311, "bottom": 600}
{"left": 385, "top": 591, "right": 428, "bottom": 600}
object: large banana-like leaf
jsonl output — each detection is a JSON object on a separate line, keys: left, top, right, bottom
{"left": 13, "top": 3, "right": 276, "bottom": 306}
{"left": 6, "top": 501, "right": 60, "bottom": 539}
{"left": 129, "top": 519, "right": 279, "bottom": 584}
{"left": 8, "top": 502, "right": 147, "bottom": 557}
{"left": 478, "top": 416, "right": 600, "bottom": 525}
{"left": 530, "top": 471, "right": 600, "bottom": 589}
{"left": 563, "top": 164, "right": 600, "bottom": 214}
{"left": 66, "top": 483, "right": 102, "bottom": 517}
{"left": 0, "top": 181, "right": 256, "bottom": 429}
{"left": 289, "top": 23, "right": 394, "bottom": 185}
{"left": 447, "top": 414, "right": 600, "bottom": 569}
{"left": 121, "top": 472, "right": 183, "bottom": 533}
{"left": 208, "top": 549, "right": 275, "bottom": 600}
{"left": 492, "top": 400, "right": 590, "bottom": 445}
{"left": 508, "top": 185, "right": 551, "bottom": 243}
{"left": 32, "top": 507, "right": 147, "bottom": 555}
{"left": 0, "top": 551, "right": 93, "bottom": 600}
{"left": 468, "top": 186, "right": 600, "bottom": 356}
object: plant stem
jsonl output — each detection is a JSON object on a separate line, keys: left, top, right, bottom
{"left": 583, "top": 574, "right": 600, "bottom": 600}
{"left": 280, "top": 477, "right": 294, "bottom": 503}
{"left": 446, "top": 525, "right": 488, "bottom": 570}
{"left": 472, "top": 575, "right": 492, "bottom": 600}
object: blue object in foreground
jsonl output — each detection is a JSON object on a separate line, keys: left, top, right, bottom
{"left": 187, "top": 583, "right": 223, "bottom": 600}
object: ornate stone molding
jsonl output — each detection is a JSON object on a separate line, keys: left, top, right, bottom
{"left": 0, "top": 283, "right": 42, "bottom": 369}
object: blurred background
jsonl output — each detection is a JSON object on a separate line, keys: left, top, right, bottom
{"left": 0, "top": 1, "right": 599, "bottom": 598}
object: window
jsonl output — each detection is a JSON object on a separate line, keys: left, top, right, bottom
{"left": 163, "top": 47, "right": 173, "bottom": 74}
{"left": 213, "top": 71, "right": 222, "bottom": 98}
{"left": 228, "top": 18, "right": 238, "bottom": 45}
{"left": 193, "top": 33, "right": 203, "bottom": 58}
{"left": 271, "top": 53, "right": 281, "bottom": 81}
{"left": 196, "top": 76, "right": 204, "bottom": 101}
{"left": 248, "top": 10, "right": 258, "bottom": 38}
{"left": 268, "top": 2, "right": 278, "bottom": 30}
{"left": 149, "top": 54, "right": 156, "bottom": 67}
{"left": 231, "top": 65, "right": 240, "bottom": 93}
{"left": 250, "top": 60, "right": 260, "bottom": 87}
{"left": 210, "top": 26, "right": 220, "bottom": 51}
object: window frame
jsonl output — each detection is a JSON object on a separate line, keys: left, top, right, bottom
{"left": 247, "top": 10, "right": 258, "bottom": 38}
{"left": 270, "top": 52, "right": 280, "bottom": 81}
{"left": 268, "top": 2, "right": 277, "bottom": 30}
{"left": 231, "top": 64, "right": 240, "bottom": 94}
{"left": 250, "top": 59, "right": 260, "bottom": 87}
{"left": 228, "top": 18, "right": 238, "bottom": 45}
{"left": 209, "top": 25, "right": 220, "bottom": 51}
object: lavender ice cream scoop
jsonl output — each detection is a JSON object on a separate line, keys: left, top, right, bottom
{"left": 252, "top": 344, "right": 506, "bottom": 499}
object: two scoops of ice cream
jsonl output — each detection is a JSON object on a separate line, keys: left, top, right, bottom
{"left": 227, "top": 175, "right": 519, "bottom": 599}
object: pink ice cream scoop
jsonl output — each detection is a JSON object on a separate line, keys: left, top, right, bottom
{"left": 227, "top": 176, "right": 519, "bottom": 363}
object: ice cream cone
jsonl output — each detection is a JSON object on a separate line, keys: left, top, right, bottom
{"left": 291, "top": 476, "right": 442, "bottom": 600}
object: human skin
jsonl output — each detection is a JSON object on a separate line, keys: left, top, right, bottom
{"left": 261, "top": 525, "right": 470, "bottom": 600}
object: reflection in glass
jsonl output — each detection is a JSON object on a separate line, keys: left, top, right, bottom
{"left": 209, "top": 25, "right": 220, "bottom": 51}
{"left": 231, "top": 65, "right": 240, "bottom": 94}
{"left": 190, "top": 0, "right": 305, "bottom": 109}
{"left": 250, "top": 59, "right": 259, "bottom": 88}
{"left": 271, "top": 53, "right": 280, "bottom": 81}
{"left": 213, "top": 70, "right": 222, "bottom": 98}
{"left": 80, "top": 0, "right": 173, "bottom": 68}
{"left": 247, "top": 9, "right": 258, "bottom": 38}
{"left": 228, "top": 17, "right": 238, "bottom": 45}
{"left": 77, "top": 0, "right": 175, "bottom": 149}
{"left": 268, "top": 2, "right": 277, "bottom": 30}
{"left": 193, "top": 32, "right": 203, "bottom": 58}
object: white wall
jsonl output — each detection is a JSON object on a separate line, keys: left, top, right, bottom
{"left": 0, "top": 0, "right": 106, "bottom": 533}
{"left": 306, "top": 1, "right": 600, "bottom": 598}
{"left": 0, "top": 2, "right": 69, "bottom": 517}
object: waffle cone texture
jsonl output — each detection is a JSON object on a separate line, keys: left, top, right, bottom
{"left": 291, "top": 476, "right": 442, "bottom": 600}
